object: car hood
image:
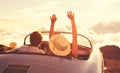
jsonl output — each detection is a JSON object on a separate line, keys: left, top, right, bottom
{"left": 0, "top": 53, "right": 102, "bottom": 73}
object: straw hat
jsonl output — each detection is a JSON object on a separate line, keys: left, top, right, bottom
{"left": 49, "top": 34, "right": 71, "bottom": 56}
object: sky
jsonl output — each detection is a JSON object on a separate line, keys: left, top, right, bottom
{"left": 0, "top": 0, "right": 120, "bottom": 48}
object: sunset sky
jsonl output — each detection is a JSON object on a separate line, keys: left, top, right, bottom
{"left": 0, "top": 0, "right": 120, "bottom": 48}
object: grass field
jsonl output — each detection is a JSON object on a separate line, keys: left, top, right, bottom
{"left": 100, "top": 45, "right": 120, "bottom": 73}
{"left": 104, "top": 59, "right": 120, "bottom": 73}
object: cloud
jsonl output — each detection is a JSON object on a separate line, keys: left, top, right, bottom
{"left": 0, "top": 0, "right": 120, "bottom": 48}
{"left": 77, "top": 28, "right": 120, "bottom": 48}
{"left": 90, "top": 21, "right": 120, "bottom": 34}
{"left": 93, "top": 33, "right": 120, "bottom": 48}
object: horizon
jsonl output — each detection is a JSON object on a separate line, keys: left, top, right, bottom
{"left": 0, "top": 0, "right": 120, "bottom": 48}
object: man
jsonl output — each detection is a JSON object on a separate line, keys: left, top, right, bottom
{"left": 18, "top": 31, "right": 45, "bottom": 54}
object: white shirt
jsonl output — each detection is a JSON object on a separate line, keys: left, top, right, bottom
{"left": 18, "top": 46, "right": 45, "bottom": 54}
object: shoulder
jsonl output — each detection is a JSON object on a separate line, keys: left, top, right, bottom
{"left": 18, "top": 46, "right": 29, "bottom": 52}
{"left": 39, "top": 49, "right": 45, "bottom": 54}
{"left": 18, "top": 46, "right": 45, "bottom": 54}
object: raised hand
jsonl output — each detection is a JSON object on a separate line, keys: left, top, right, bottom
{"left": 67, "top": 11, "right": 78, "bottom": 58}
{"left": 67, "top": 11, "right": 74, "bottom": 20}
{"left": 50, "top": 14, "right": 57, "bottom": 23}
{"left": 49, "top": 14, "right": 57, "bottom": 38}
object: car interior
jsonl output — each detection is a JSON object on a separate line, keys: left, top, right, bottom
{"left": 0, "top": 31, "right": 92, "bottom": 60}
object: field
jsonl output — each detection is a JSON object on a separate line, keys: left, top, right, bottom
{"left": 100, "top": 45, "right": 120, "bottom": 73}
{"left": 104, "top": 59, "right": 120, "bottom": 73}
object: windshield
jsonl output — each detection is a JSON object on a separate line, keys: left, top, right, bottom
{"left": 24, "top": 31, "right": 92, "bottom": 49}
{"left": 42, "top": 31, "right": 92, "bottom": 49}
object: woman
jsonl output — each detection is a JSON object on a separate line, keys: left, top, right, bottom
{"left": 49, "top": 11, "right": 78, "bottom": 58}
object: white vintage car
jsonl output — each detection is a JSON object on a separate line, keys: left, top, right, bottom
{"left": 0, "top": 31, "right": 104, "bottom": 73}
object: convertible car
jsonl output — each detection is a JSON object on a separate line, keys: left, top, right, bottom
{"left": 0, "top": 31, "right": 104, "bottom": 73}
